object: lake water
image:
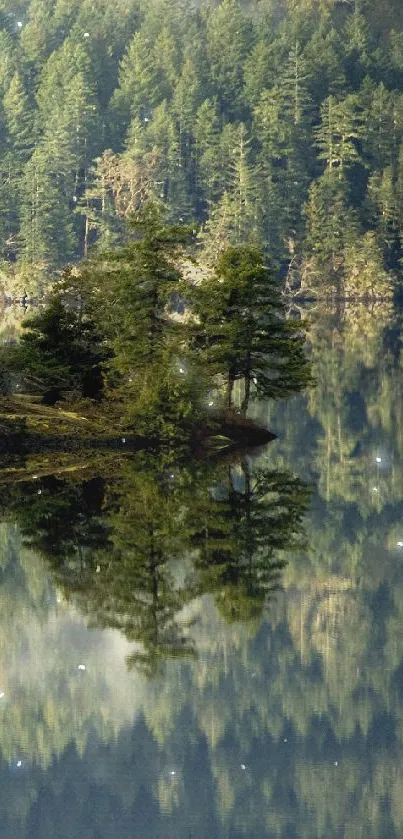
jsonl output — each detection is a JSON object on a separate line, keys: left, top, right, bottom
{"left": 1, "top": 304, "right": 403, "bottom": 838}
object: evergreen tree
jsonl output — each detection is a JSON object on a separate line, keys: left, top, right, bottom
{"left": 194, "top": 98, "right": 222, "bottom": 211}
{"left": 80, "top": 205, "right": 198, "bottom": 433}
{"left": 304, "top": 170, "right": 358, "bottom": 293}
{"left": 206, "top": 0, "right": 254, "bottom": 118}
{"left": 9, "top": 294, "right": 108, "bottom": 403}
{"left": 3, "top": 72, "right": 34, "bottom": 165}
{"left": 108, "top": 30, "right": 167, "bottom": 147}
{"left": 315, "top": 93, "right": 363, "bottom": 176}
{"left": 19, "top": 147, "right": 76, "bottom": 272}
{"left": 191, "top": 244, "right": 312, "bottom": 413}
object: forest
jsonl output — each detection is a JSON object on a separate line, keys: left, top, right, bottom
{"left": 0, "top": 0, "right": 403, "bottom": 297}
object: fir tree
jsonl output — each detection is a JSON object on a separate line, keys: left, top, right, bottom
{"left": 191, "top": 244, "right": 312, "bottom": 413}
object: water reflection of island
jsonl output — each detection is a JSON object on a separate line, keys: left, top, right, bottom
{"left": 0, "top": 451, "right": 310, "bottom": 677}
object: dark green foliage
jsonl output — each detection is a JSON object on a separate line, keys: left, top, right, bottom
{"left": 1, "top": 213, "right": 312, "bottom": 433}
{"left": 191, "top": 245, "right": 312, "bottom": 413}
{"left": 75, "top": 206, "right": 204, "bottom": 434}
{"left": 11, "top": 295, "right": 109, "bottom": 403}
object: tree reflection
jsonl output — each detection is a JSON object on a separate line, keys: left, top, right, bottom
{"left": 0, "top": 451, "right": 310, "bottom": 676}
{"left": 189, "top": 459, "right": 310, "bottom": 623}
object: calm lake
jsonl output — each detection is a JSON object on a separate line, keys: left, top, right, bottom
{"left": 1, "top": 303, "right": 402, "bottom": 838}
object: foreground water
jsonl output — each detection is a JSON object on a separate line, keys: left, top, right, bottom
{"left": 1, "top": 304, "right": 403, "bottom": 838}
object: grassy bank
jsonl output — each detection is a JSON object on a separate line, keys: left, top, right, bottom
{"left": 0, "top": 395, "right": 275, "bottom": 458}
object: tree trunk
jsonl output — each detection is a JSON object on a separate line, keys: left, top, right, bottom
{"left": 241, "top": 375, "right": 251, "bottom": 416}
{"left": 84, "top": 214, "right": 89, "bottom": 258}
{"left": 241, "top": 353, "right": 252, "bottom": 415}
{"left": 227, "top": 369, "right": 235, "bottom": 408}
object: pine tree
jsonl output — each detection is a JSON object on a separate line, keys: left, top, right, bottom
{"left": 19, "top": 147, "right": 76, "bottom": 272}
{"left": 304, "top": 21, "right": 347, "bottom": 101}
{"left": 171, "top": 56, "right": 201, "bottom": 205}
{"left": 12, "top": 294, "right": 108, "bottom": 403}
{"left": 153, "top": 26, "right": 180, "bottom": 92}
{"left": 194, "top": 98, "right": 222, "bottom": 211}
{"left": 366, "top": 166, "right": 398, "bottom": 254}
{"left": 143, "top": 101, "right": 181, "bottom": 212}
{"left": 206, "top": 0, "right": 254, "bottom": 118}
{"left": 361, "top": 82, "right": 396, "bottom": 170}
{"left": 80, "top": 206, "right": 197, "bottom": 432}
{"left": 315, "top": 93, "right": 363, "bottom": 175}
{"left": 3, "top": 72, "right": 34, "bottom": 165}
{"left": 0, "top": 30, "right": 17, "bottom": 95}
{"left": 343, "top": 5, "right": 372, "bottom": 85}
{"left": 18, "top": 0, "right": 62, "bottom": 73}
{"left": 190, "top": 244, "right": 312, "bottom": 413}
{"left": 33, "top": 37, "right": 101, "bottom": 261}
{"left": 304, "top": 170, "right": 358, "bottom": 293}
{"left": 108, "top": 30, "right": 167, "bottom": 147}
{"left": 36, "top": 38, "right": 100, "bottom": 187}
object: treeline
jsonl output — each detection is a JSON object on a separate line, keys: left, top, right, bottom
{"left": 1, "top": 0, "right": 403, "bottom": 295}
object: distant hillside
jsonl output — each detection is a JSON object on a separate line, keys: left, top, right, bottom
{"left": 0, "top": 0, "right": 402, "bottom": 298}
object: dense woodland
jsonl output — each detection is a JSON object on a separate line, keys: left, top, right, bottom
{"left": 0, "top": 0, "right": 403, "bottom": 296}
{"left": 0, "top": 212, "right": 311, "bottom": 438}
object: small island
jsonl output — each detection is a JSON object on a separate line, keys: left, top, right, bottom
{"left": 0, "top": 206, "right": 312, "bottom": 454}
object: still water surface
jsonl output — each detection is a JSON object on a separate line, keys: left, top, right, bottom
{"left": 1, "top": 304, "right": 403, "bottom": 838}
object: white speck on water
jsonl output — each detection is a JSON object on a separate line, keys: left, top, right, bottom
{"left": 96, "top": 565, "right": 101, "bottom": 573}
{"left": 372, "top": 486, "right": 378, "bottom": 492}
{"left": 16, "top": 761, "right": 22, "bottom": 768}
{"left": 334, "top": 761, "right": 338, "bottom": 766}
{"left": 209, "top": 401, "right": 214, "bottom": 406}
{"left": 376, "top": 456, "right": 382, "bottom": 463}
{"left": 56, "top": 597, "right": 61, "bottom": 603}
{"left": 0, "top": 692, "right": 5, "bottom": 699}
{"left": 283, "top": 738, "right": 288, "bottom": 743}
{"left": 78, "top": 664, "right": 86, "bottom": 671}
{"left": 398, "top": 542, "right": 403, "bottom": 548}
{"left": 170, "top": 770, "right": 176, "bottom": 776}
{"left": 17, "top": 21, "right": 23, "bottom": 28}
{"left": 122, "top": 437, "right": 126, "bottom": 443}
{"left": 240, "top": 764, "right": 246, "bottom": 770}
{"left": 37, "top": 490, "right": 42, "bottom": 495}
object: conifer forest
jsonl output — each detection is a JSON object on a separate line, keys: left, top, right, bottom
{"left": 0, "top": 0, "right": 403, "bottom": 297}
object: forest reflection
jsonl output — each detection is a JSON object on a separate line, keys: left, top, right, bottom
{"left": 0, "top": 451, "right": 310, "bottom": 678}
{"left": 3, "top": 306, "right": 403, "bottom": 836}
